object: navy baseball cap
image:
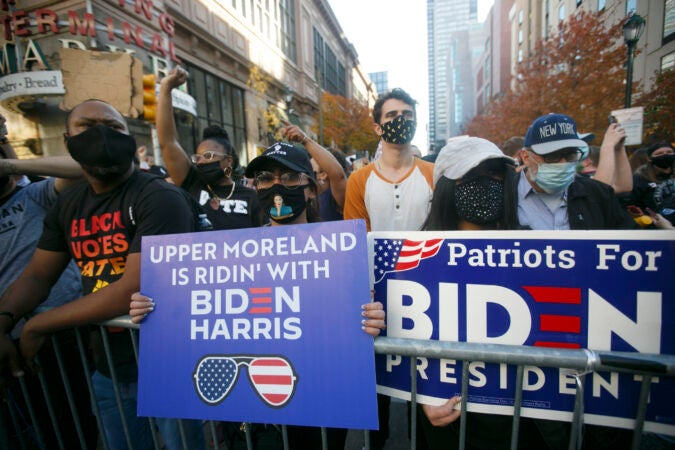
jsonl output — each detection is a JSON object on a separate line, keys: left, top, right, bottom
{"left": 245, "top": 142, "right": 316, "bottom": 182}
{"left": 524, "top": 113, "right": 588, "bottom": 155}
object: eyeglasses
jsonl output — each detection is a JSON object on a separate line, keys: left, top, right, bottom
{"left": 193, "top": 355, "right": 297, "bottom": 407}
{"left": 533, "top": 149, "right": 584, "bottom": 164}
{"left": 254, "top": 171, "right": 308, "bottom": 189}
{"left": 191, "top": 151, "right": 227, "bottom": 163}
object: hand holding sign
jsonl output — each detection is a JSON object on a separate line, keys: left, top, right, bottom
{"left": 129, "top": 292, "right": 154, "bottom": 324}
{"left": 422, "top": 396, "right": 462, "bottom": 427}
{"left": 361, "top": 301, "right": 386, "bottom": 337}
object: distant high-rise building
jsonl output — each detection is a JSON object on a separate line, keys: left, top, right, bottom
{"left": 369, "top": 71, "right": 389, "bottom": 96}
{"left": 427, "top": 0, "right": 478, "bottom": 148}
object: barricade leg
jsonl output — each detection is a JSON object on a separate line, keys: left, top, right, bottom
{"left": 155, "top": 417, "right": 206, "bottom": 450}
{"left": 92, "top": 371, "right": 154, "bottom": 450}
{"left": 410, "top": 356, "right": 418, "bottom": 450}
{"left": 568, "top": 373, "right": 585, "bottom": 450}
{"left": 510, "top": 365, "right": 524, "bottom": 450}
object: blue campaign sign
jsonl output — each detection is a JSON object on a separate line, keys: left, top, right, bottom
{"left": 370, "top": 230, "right": 675, "bottom": 436}
{"left": 137, "top": 220, "right": 379, "bottom": 429}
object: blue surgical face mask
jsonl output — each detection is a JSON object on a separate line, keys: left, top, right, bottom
{"left": 531, "top": 161, "right": 576, "bottom": 194}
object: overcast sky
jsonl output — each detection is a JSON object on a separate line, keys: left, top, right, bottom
{"left": 326, "top": 0, "right": 494, "bottom": 150}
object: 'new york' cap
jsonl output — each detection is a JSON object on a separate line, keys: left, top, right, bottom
{"left": 524, "top": 113, "right": 588, "bottom": 155}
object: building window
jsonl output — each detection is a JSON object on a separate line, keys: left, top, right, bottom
{"left": 454, "top": 92, "right": 463, "bottom": 123}
{"left": 665, "top": 0, "right": 675, "bottom": 44}
{"left": 518, "top": 29, "right": 523, "bottom": 43}
{"left": 662, "top": 52, "right": 675, "bottom": 70}
{"left": 233, "top": 1, "right": 296, "bottom": 62}
{"left": 518, "top": 48, "right": 523, "bottom": 63}
{"left": 313, "top": 27, "right": 346, "bottom": 96}
{"left": 184, "top": 65, "right": 247, "bottom": 165}
{"left": 558, "top": 5, "right": 565, "bottom": 22}
{"left": 485, "top": 55, "right": 491, "bottom": 81}
{"left": 518, "top": 10, "right": 523, "bottom": 24}
{"left": 626, "top": 0, "right": 637, "bottom": 14}
{"left": 279, "top": 0, "right": 296, "bottom": 62}
{"left": 597, "top": 0, "right": 606, "bottom": 9}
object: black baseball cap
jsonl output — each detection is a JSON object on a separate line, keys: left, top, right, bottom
{"left": 245, "top": 142, "right": 315, "bottom": 182}
{"left": 148, "top": 165, "right": 170, "bottom": 178}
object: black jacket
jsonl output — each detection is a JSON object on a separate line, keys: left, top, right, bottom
{"left": 515, "top": 172, "right": 637, "bottom": 230}
{"left": 617, "top": 165, "right": 675, "bottom": 223}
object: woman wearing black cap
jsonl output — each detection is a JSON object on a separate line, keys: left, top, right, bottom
{"left": 244, "top": 141, "right": 322, "bottom": 226}
{"left": 156, "top": 67, "right": 261, "bottom": 230}
{"left": 131, "top": 141, "right": 385, "bottom": 449}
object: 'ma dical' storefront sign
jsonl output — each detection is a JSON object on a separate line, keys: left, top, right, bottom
{"left": 370, "top": 230, "right": 674, "bottom": 436}
{"left": 137, "top": 220, "right": 379, "bottom": 429}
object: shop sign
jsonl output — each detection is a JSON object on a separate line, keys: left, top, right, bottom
{"left": 0, "top": 70, "right": 62, "bottom": 101}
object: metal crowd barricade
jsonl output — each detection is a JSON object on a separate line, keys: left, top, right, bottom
{"left": 1, "top": 316, "right": 673, "bottom": 450}
{"left": 375, "top": 337, "right": 675, "bottom": 450}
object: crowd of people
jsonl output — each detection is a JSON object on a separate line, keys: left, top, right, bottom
{"left": 0, "top": 70, "right": 672, "bottom": 450}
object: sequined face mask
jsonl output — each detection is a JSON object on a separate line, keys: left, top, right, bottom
{"left": 455, "top": 176, "right": 504, "bottom": 225}
{"left": 380, "top": 115, "right": 416, "bottom": 145}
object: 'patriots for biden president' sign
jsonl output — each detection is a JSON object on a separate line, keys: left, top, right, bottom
{"left": 137, "top": 220, "right": 378, "bottom": 429}
{"left": 370, "top": 230, "right": 674, "bottom": 436}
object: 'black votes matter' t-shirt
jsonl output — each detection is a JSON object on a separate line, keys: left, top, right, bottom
{"left": 38, "top": 170, "right": 195, "bottom": 381}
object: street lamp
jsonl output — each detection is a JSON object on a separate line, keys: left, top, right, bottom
{"left": 622, "top": 13, "right": 645, "bottom": 108}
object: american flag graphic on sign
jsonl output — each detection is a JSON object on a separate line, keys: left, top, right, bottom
{"left": 193, "top": 355, "right": 297, "bottom": 408}
{"left": 248, "top": 357, "right": 297, "bottom": 407}
{"left": 193, "top": 357, "right": 240, "bottom": 405}
{"left": 374, "top": 239, "right": 443, "bottom": 283}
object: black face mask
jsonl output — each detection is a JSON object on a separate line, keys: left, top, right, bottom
{"left": 195, "top": 161, "right": 226, "bottom": 185}
{"left": 80, "top": 164, "right": 131, "bottom": 183}
{"left": 380, "top": 115, "right": 416, "bottom": 145}
{"left": 66, "top": 125, "right": 137, "bottom": 169}
{"left": 651, "top": 154, "right": 675, "bottom": 169}
{"left": 257, "top": 184, "right": 309, "bottom": 224}
{"left": 455, "top": 176, "right": 504, "bottom": 225}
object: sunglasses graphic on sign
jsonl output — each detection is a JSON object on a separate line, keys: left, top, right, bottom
{"left": 193, "top": 355, "right": 298, "bottom": 408}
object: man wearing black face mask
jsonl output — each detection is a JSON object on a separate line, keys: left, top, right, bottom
{"left": 344, "top": 88, "right": 434, "bottom": 232}
{"left": 344, "top": 88, "right": 435, "bottom": 450}
{"left": 0, "top": 100, "right": 206, "bottom": 450}
{"left": 620, "top": 141, "right": 675, "bottom": 225}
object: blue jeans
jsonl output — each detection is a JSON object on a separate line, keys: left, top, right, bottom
{"left": 92, "top": 371, "right": 205, "bottom": 450}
